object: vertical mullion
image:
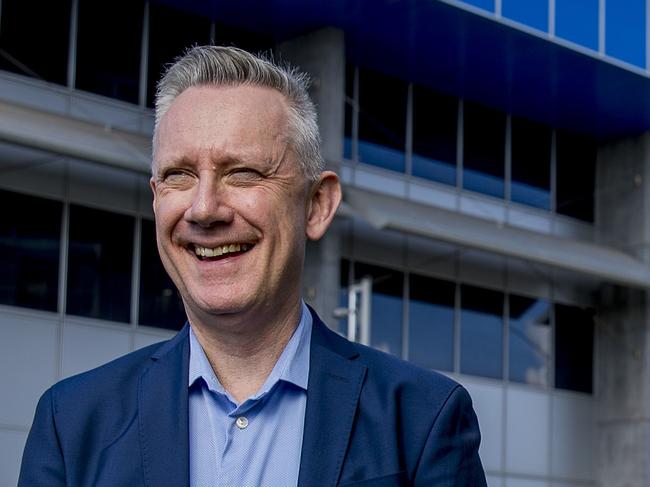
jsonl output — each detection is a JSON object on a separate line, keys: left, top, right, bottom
{"left": 548, "top": 0, "right": 555, "bottom": 37}
{"left": 505, "top": 114, "right": 512, "bottom": 204}
{"left": 456, "top": 99, "right": 464, "bottom": 193}
{"left": 599, "top": 0, "right": 606, "bottom": 56}
{"left": 405, "top": 83, "right": 413, "bottom": 178}
{"left": 352, "top": 66, "right": 359, "bottom": 163}
{"left": 130, "top": 216, "right": 142, "bottom": 328}
{"left": 138, "top": 1, "right": 150, "bottom": 108}
{"left": 550, "top": 129, "right": 557, "bottom": 213}
{"left": 67, "top": 0, "right": 79, "bottom": 90}
{"left": 453, "top": 253, "right": 461, "bottom": 374}
{"left": 402, "top": 270, "right": 410, "bottom": 361}
{"left": 210, "top": 21, "right": 216, "bottom": 45}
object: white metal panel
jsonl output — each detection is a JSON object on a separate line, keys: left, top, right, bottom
{"left": 459, "top": 379, "right": 504, "bottom": 473}
{"left": 551, "top": 393, "right": 595, "bottom": 481}
{"left": 506, "top": 388, "right": 550, "bottom": 476}
{"left": 507, "top": 206, "right": 553, "bottom": 234}
{"left": 61, "top": 322, "right": 130, "bottom": 379}
{"left": 405, "top": 235, "right": 456, "bottom": 282}
{"left": 459, "top": 248, "right": 506, "bottom": 290}
{"left": 137, "top": 175, "right": 155, "bottom": 218}
{"left": 504, "top": 478, "right": 549, "bottom": 487}
{"left": 460, "top": 193, "right": 507, "bottom": 224}
{"left": 0, "top": 143, "right": 66, "bottom": 200}
{"left": 133, "top": 330, "right": 175, "bottom": 350}
{"left": 354, "top": 167, "right": 407, "bottom": 198}
{"left": 0, "top": 314, "right": 58, "bottom": 427}
{"left": 0, "top": 429, "right": 28, "bottom": 487}
{"left": 69, "top": 95, "right": 144, "bottom": 134}
{"left": 408, "top": 180, "right": 457, "bottom": 211}
{"left": 0, "top": 74, "right": 68, "bottom": 113}
{"left": 68, "top": 159, "right": 139, "bottom": 214}
{"left": 486, "top": 475, "right": 504, "bottom": 487}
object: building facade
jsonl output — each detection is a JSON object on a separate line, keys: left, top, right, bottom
{"left": 2, "top": 1, "right": 650, "bottom": 485}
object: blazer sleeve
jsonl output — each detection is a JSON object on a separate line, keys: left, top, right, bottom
{"left": 413, "top": 385, "right": 487, "bottom": 486}
{"left": 18, "top": 388, "right": 66, "bottom": 487}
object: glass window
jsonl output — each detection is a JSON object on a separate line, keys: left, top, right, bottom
{"left": 555, "top": 0, "right": 599, "bottom": 51}
{"left": 354, "top": 262, "right": 403, "bottom": 357}
{"left": 556, "top": 130, "right": 596, "bottom": 222}
{"left": 605, "top": 0, "right": 646, "bottom": 68}
{"left": 463, "top": 101, "right": 506, "bottom": 198}
{"left": 66, "top": 205, "right": 134, "bottom": 322}
{"left": 344, "top": 64, "right": 355, "bottom": 160}
{"left": 511, "top": 117, "right": 551, "bottom": 210}
{"left": 0, "top": 190, "right": 61, "bottom": 311}
{"left": 0, "top": 0, "right": 72, "bottom": 84}
{"left": 459, "top": 0, "right": 495, "bottom": 12}
{"left": 75, "top": 0, "right": 144, "bottom": 103}
{"left": 502, "top": 0, "right": 548, "bottom": 32}
{"left": 409, "top": 274, "right": 455, "bottom": 371}
{"left": 509, "top": 294, "right": 551, "bottom": 387}
{"left": 412, "top": 85, "right": 457, "bottom": 186}
{"left": 146, "top": 3, "right": 210, "bottom": 107}
{"left": 212, "top": 23, "right": 274, "bottom": 54}
{"left": 138, "top": 220, "right": 185, "bottom": 330}
{"left": 460, "top": 284, "right": 504, "bottom": 379}
{"left": 555, "top": 303, "right": 594, "bottom": 393}
{"left": 358, "top": 68, "right": 407, "bottom": 173}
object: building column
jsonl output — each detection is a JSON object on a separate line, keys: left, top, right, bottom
{"left": 596, "top": 134, "right": 650, "bottom": 486}
{"left": 278, "top": 28, "right": 346, "bottom": 323}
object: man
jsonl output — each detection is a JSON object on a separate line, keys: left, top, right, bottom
{"left": 19, "top": 46, "right": 487, "bottom": 486}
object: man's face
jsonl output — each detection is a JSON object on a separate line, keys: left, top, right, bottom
{"left": 151, "top": 85, "right": 312, "bottom": 324}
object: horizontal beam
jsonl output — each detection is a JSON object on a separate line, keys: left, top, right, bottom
{"left": 345, "top": 187, "right": 650, "bottom": 289}
{"left": 0, "top": 100, "right": 152, "bottom": 174}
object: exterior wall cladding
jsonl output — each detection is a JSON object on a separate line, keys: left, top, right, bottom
{"left": 2, "top": 0, "right": 650, "bottom": 485}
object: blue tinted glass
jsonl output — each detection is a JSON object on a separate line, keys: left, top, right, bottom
{"left": 509, "top": 295, "right": 550, "bottom": 386}
{"left": 459, "top": 0, "right": 495, "bottom": 12}
{"left": 503, "top": 0, "right": 548, "bottom": 32}
{"left": 460, "top": 284, "right": 503, "bottom": 379}
{"left": 463, "top": 102, "right": 506, "bottom": 198}
{"left": 67, "top": 205, "right": 134, "bottom": 323}
{"left": 555, "top": 0, "right": 599, "bottom": 50}
{"left": 409, "top": 274, "right": 455, "bottom": 371}
{"left": 511, "top": 117, "right": 551, "bottom": 210}
{"left": 355, "top": 262, "right": 403, "bottom": 358}
{"left": 358, "top": 68, "right": 407, "bottom": 173}
{"left": 412, "top": 85, "right": 457, "bottom": 186}
{"left": 0, "top": 190, "right": 61, "bottom": 311}
{"left": 138, "top": 220, "right": 186, "bottom": 330}
{"left": 606, "top": 0, "right": 646, "bottom": 67}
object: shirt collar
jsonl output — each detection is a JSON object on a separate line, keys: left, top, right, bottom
{"left": 188, "top": 301, "right": 312, "bottom": 401}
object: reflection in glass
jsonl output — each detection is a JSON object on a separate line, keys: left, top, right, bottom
{"left": 502, "top": 0, "right": 548, "bottom": 32}
{"left": 511, "top": 117, "right": 551, "bottom": 210}
{"left": 139, "top": 220, "right": 185, "bottom": 330}
{"left": 463, "top": 101, "right": 505, "bottom": 198}
{"left": 0, "top": 0, "right": 72, "bottom": 84}
{"left": 509, "top": 295, "right": 550, "bottom": 386}
{"left": 460, "top": 284, "right": 503, "bottom": 379}
{"left": 555, "top": 0, "right": 599, "bottom": 50}
{"left": 409, "top": 274, "right": 455, "bottom": 371}
{"left": 66, "top": 205, "right": 133, "bottom": 322}
{"left": 556, "top": 130, "right": 596, "bottom": 222}
{"left": 555, "top": 303, "right": 594, "bottom": 393}
{"left": 354, "top": 262, "right": 403, "bottom": 357}
{"left": 0, "top": 190, "right": 61, "bottom": 311}
{"left": 146, "top": 3, "right": 210, "bottom": 107}
{"left": 605, "top": 0, "right": 646, "bottom": 67}
{"left": 76, "top": 0, "right": 143, "bottom": 103}
{"left": 412, "top": 86, "right": 457, "bottom": 186}
{"left": 358, "top": 68, "right": 407, "bottom": 173}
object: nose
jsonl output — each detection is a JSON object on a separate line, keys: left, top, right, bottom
{"left": 184, "top": 176, "right": 235, "bottom": 228}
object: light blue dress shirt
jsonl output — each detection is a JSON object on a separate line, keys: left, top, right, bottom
{"left": 188, "top": 302, "right": 312, "bottom": 487}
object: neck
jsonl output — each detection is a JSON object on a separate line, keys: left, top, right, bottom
{"left": 189, "top": 299, "right": 303, "bottom": 403}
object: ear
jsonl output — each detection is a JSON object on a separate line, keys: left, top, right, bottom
{"left": 149, "top": 176, "right": 158, "bottom": 214}
{"left": 305, "top": 171, "right": 342, "bottom": 241}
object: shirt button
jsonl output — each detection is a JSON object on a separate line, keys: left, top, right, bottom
{"left": 235, "top": 416, "right": 249, "bottom": 429}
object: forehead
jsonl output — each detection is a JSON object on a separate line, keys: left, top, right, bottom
{"left": 154, "top": 84, "right": 291, "bottom": 163}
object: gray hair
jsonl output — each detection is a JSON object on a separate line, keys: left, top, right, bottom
{"left": 154, "top": 45, "right": 324, "bottom": 181}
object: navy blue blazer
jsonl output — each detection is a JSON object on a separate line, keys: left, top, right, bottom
{"left": 19, "top": 310, "right": 487, "bottom": 486}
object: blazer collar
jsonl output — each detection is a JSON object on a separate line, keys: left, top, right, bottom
{"left": 139, "top": 323, "right": 190, "bottom": 487}
{"left": 298, "top": 308, "right": 368, "bottom": 487}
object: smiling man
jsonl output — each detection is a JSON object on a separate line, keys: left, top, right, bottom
{"left": 19, "top": 46, "right": 487, "bottom": 487}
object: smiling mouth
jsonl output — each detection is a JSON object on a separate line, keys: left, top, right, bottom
{"left": 190, "top": 243, "right": 254, "bottom": 261}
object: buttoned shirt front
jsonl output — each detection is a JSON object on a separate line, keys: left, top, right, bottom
{"left": 188, "top": 302, "right": 312, "bottom": 487}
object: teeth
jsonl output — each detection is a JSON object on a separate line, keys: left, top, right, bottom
{"left": 193, "top": 243, "right": 250, "bottom": 258}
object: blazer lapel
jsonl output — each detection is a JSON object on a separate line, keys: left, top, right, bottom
{"left": 298, "top": 315, "right": 367, "bottom": 487}
{"left": 138, "top": 325, "right": 190, "bottom": 487}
